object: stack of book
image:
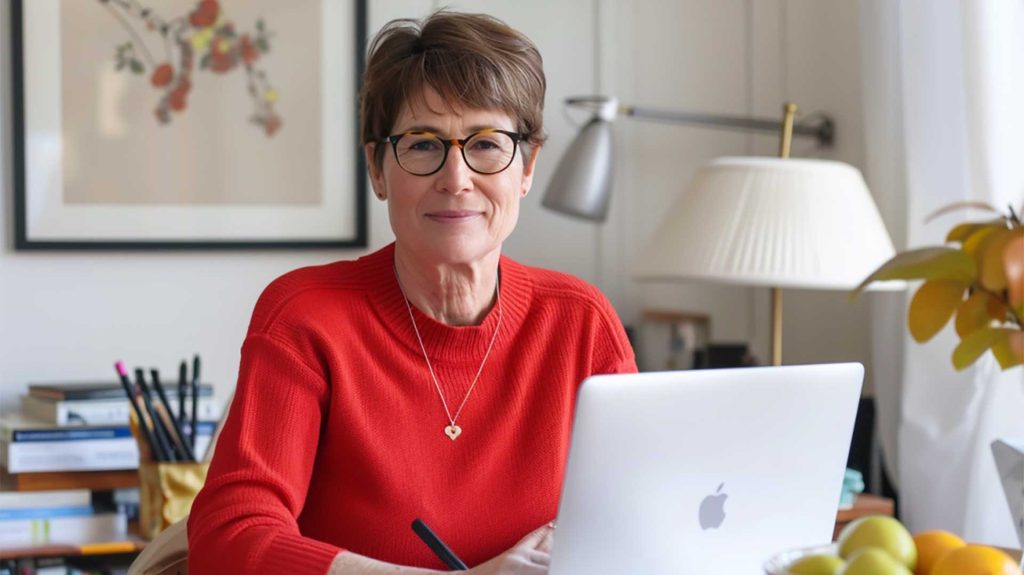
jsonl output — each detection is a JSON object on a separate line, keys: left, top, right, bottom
{"left": 1, "top": 382, "right": 222, "bottom": 475}
{"left": 20, "top": 382, "right": 221, "bottom": 427}
{"left": 0, "top": 381, "right": 225, "bottom": 562}
{"left": 0, "top": 415, "right": 217, "bottom": 474}
{"left": 0, "top": 490, "right": 126, "bottom": 549}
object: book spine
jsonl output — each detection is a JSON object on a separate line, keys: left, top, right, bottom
{"left": 2, "top": 430, "right": 214, "bottom": 473}
{"left": 30, "top": 385, "right": 213, "bottom": 401}
{"left": 9, "top": 421, "right": 215, "bottom": 442}
{"left": 11, "top": 428, "right": 134, "bottom": 442}
{"left": 22, "top": 397, "right": 223, "bottom": 426}
{"left": 0, "top": 490, "right": 91, "bottom": 510}
{"left": 0, "top": 512, "right": 127, "bottom": 547}
{"left": 0, "top": 506, "right": 94, "bottom": 520}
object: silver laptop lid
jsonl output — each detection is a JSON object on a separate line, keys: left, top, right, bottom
{"left": 549, "top": 363, "right": 863, "bottom": 575}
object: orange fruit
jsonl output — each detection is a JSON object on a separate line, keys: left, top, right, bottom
{"left": 913, "top": 530, "right": 966, "bottom": 575}
{"left": 932, "top": 544, "right": 1022, "bottom": 575}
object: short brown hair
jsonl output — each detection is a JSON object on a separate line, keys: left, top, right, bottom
{"left": 360, "top": 11, "right": 547, "bottom": 168}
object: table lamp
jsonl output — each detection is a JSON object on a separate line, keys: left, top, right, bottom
{"left": 544, "top": 100, "right": 900, "bottom": 365}
{"left": 633, "top": 154, "right": 900, "bottom": 365}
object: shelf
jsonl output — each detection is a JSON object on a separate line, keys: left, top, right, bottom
{"left": 0, "top": 537, "right": 146, "bottom": 561}
{"left": 0, "top": 468, "right": 139, "bottom": 492}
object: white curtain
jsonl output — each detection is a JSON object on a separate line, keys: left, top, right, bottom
{"left": 860, "top": 0, "right": 1024, "bottom": 548}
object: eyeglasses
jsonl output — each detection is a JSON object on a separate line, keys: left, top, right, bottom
{"left": 379, "top": 129, "right": 526, "bottom": 176}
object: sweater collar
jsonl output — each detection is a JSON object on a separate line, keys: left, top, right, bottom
{"left": 363, "top": 243, "right": 532, "bottom": 365}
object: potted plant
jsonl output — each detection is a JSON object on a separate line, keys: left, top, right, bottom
{"left": 851, "top": 202, "right": 1023, "bottom": 370}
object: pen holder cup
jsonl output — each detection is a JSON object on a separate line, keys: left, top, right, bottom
{"left": 129, "top": 415, "right": 209, "bottom": 539}
{"left": 138, "top": 460, "right": 209, "bottom": 540}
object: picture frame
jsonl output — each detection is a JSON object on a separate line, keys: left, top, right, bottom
{"left": 12, "top": 0, "right": 368, "bottom": 250}
{"left": 637, "top": 309, "right": 711, "bottom": 372}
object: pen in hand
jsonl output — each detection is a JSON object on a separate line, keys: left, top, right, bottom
{"left": 412, "top": 518, "right": 467, "bottom": 571}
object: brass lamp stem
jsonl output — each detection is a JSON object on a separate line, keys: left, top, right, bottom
{"left": 771, "top": 287, "right": 783, "bottom": 366}
{"left": 779, "top": 102, "right": 797, "bottom": 159}
{"left": 770, "top": 102, "right": 798, "bottom": 366}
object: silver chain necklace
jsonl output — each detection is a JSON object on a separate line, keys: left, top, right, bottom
{"left": 395, "top": 265, "right": 503, "bottom": 441}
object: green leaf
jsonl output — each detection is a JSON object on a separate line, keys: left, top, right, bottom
{"left": 991, "top": 331, "right": 1024, "bottom": 370}
{"left": 257, "top": 18, "right": 265, "bottom": 31}
{"left": 908, "top": 280, "right": 966, "bottom": 342}
{"left": 946, "top": 221, "right": 1004, "bottom": 243}
{"left": 952, "top": 327, "right": 1012, "bottom": 371}
{"left": 955, "top": 292, "right": 996, "bottom": 338}
{"left": 850, "top": 247, "right": 976, "bottom": 300}
{"left": 130, "top": 59, "right": 145, "bottom": 74}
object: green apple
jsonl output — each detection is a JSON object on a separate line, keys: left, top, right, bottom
{"left": 837, "top": 516, "right": 917, "bottom": 570}
{"left": 841, "top": 548, "right": 913, "bottom": 575}
{"left": 787, "top": 553, "right": 846, "bottom": 575}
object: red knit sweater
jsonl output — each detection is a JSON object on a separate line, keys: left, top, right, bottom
{"left": 187, "top": 244, "right": 636, "bottom": 574}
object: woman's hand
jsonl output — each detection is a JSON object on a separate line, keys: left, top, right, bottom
{"left": 464, "top": 523, "right": 555, "bottom": 575}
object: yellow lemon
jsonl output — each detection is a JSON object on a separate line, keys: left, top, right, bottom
{"left": 932, "top": 545, "right": 1022, "bottom": 575}
{"left": 838, "top": 516, "right": 917, "bottom": 570}
{"left": 842, "top": 548, "right": 913, "bottom": 575}
{"left": 787, "top": 553, "right": 845, "bottom": 575}
{"left": 912, "top": 530, "right": 965, "bottom": 575}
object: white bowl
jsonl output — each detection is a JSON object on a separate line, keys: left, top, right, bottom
{"left": 763, "top": 543, "right": 840, "bottom": 575}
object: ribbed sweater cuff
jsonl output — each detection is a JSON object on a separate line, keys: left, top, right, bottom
{"left": 261, "top": 532, "right": 344, "bottom": 574}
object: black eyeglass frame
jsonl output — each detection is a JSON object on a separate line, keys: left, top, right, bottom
{"left": 378, "top": 129, "right": 528, "bottom": 176}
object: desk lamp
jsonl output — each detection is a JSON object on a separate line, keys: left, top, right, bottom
{"left": 545, "top": 101, "right": 900, "bottom": 365}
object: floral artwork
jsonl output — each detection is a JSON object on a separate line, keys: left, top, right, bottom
{"left": 99, "top": 0, "right": 282, "bottom": 136}
{"left": 13, "top": 0, "right": 366, "bottom": 248}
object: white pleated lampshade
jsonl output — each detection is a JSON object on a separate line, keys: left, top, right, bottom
{"left": 634, "top": 157, "right": 900, "bottom": 290}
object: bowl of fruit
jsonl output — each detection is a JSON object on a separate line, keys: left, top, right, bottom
{"left": 764, "top": 515, "right": 1023, "bottom": 575}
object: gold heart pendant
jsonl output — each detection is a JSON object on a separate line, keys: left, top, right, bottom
{"left": 444, "top": 425, "right": 462, "bottom": 440}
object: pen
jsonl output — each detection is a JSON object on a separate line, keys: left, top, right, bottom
{"left": 114, "top": 361, "right": 161, "bottom": 462}
{"left": 135, "top": 368, "right": 176, "bottom": 462}
{"left": 191, "top": 354, "right": 201, "bottom": 452}
{"left": 151, "top": 368, "right": 196, "bottom": 461}
{"left": 178, "top": 360, "right": 188, "bottom": 428}
{"left": 411, "top": 518, "right": 467, "bottom": 571}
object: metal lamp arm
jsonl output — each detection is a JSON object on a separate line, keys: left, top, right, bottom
{"left": 564, "top": 97, "right": 835, "bottom": 148}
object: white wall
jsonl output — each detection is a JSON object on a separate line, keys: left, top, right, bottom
{"left": 0, "top": 0, "right": 877, "bottom": 410}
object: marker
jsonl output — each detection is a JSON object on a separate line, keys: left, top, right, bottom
{"left": 150, "top": 368, "right": 196, "bottom": 461}
{"left": 191, "top": 355, "right": 201, "bottom": 452}
{"left": 178, "top": 360, "right": 188, "bottom": 427}
{"left": 135, "top": 368, "right": 175, "bottom": 462}
{"left": 411, "top": 518, "right": 467, "bottom": 571}
{"left": 114, "top": 361, "right": 161, "bottom": 462}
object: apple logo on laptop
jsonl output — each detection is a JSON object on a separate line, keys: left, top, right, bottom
{"left": 698, "top": 483, "right": 728, "bottom": 530}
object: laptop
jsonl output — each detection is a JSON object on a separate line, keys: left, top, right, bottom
{"left": 549, "top": 363, "right": 863, "bottom": 575}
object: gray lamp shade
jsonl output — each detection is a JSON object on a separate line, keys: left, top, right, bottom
{"left": 542, "top": 117, "right": 614, "bottom": 222}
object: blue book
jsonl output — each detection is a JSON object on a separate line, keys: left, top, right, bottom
{"left": 0, "top": 505, "right": 95, "bottom": 520}
{"left": 1, "top": 415, "right": 215, "bottom": 442}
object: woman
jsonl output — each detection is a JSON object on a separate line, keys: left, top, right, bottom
{"left": 188, "top": 11, "right": 636, "bottom": 575}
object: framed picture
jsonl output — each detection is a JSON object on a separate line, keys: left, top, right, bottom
{"left": 637, "top": 309, "right": 710, "bottom": 372}
{"left": 12, "top": 0, "right": 368, "bottom": 249}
